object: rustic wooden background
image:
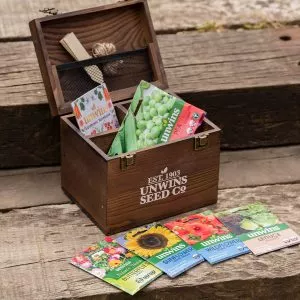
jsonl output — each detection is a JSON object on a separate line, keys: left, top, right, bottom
{"left": 1, "top": 26, "right": 300, "bottom": 167}
{"left": 0, "top": 0, "right": 300, "bottom": 299}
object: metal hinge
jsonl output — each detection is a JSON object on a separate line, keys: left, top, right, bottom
{"left": 194, "top": 133, "right": 209, "bottom": 150}
{"left": 120, "top": 153, "right": 136, "bottom": 170}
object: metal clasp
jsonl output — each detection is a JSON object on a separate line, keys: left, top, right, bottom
{"left": 120, "top": 153, "right": 136, "bottom": 170}
{"left": 194, "top": 133, "right": 209, "bottom": 150}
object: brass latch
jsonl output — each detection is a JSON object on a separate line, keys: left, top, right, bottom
{"left": 194, "top": 133, "right": 209, "bottom": 150}
{"left": 120, "top": 153, "right": 136, "bottom": 170}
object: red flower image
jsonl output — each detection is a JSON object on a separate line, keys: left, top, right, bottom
{"left": 105, "top": 236, "right": 113, "bottom": 243}
{"left": 103, "top": 122, "right": 113, "bottom": 131}
{"left": 103, "top": 247, "right": 110, "bottom": 254}
{"left": 185, "top": 223, "right": 214, "bottom": 240}
{"left": 165, "top": 213, "right": 229, "bottom": 245}
{"left": 103, "top": 87, "right": 111, "bottom": 102}
{"left": 73, "top": 103, "right": 82, "bottom": 119}
{"left": 103, "top": 247, "right": 117, "bottom": 255}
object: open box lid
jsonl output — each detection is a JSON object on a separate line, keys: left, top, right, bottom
{"left": 29, "top": 0, "right": 168, "bottom": 116}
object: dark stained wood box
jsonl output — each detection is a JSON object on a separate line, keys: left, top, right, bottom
{"left": 29, "top": 0, "right": 221, "bottom": 234}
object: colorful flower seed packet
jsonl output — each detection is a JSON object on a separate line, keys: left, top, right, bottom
{"left": 216, "top": 202, "right": 300, "bottom": 256}
{"left": 70, "top": 237, "right": 162, "bottom": 295}
{"left": 71, "top": 83, "right": 119, "bottom": 136}
{"left": 116, "top": 224, "right": 204, "bottom": 278}
{"left": 164, "top": 211, "right": 249, "bottom": 264}
{"left": 108, "top": 80, "right": 206, "bottom": 156}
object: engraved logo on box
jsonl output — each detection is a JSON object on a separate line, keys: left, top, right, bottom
{"left": 140, "top": 167, "right": 187, "bottom": 205}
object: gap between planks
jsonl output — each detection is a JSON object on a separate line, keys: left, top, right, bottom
{"left": 0, "top": 145, "right": 299, "bottom": 211}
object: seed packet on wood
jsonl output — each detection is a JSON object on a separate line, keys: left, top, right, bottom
{"left": 108, "top": 80, "right": 206, "bottom": 156}
{"left": 164, "top": 211, "right": 249, "bottom": 264}
{"left": 216, "top": 202, "right": 300, "bottom": 256}
{"left": 71, "top": 83, "right": 119, "bottom": 136}
{"left": 116, "top": 224, "right": 204, "bottom": 278}
{"left": 70, "top": 237, "right": 162, "bottom": 295}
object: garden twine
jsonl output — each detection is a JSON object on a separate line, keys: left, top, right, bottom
{"left": 92, "top": 42, "right": 123, "bottom": 76}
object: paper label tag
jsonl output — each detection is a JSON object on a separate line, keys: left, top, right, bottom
{"left": 238, "top": 224, "right": 300, "bottom": 255}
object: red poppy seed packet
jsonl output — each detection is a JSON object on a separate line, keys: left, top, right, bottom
{"left": 71, "top": 83, "right": 119, "bottom": 136}
{"left": 70, "top": 237, "right": 162, "bottom": 295}
{"left": 164, "top": 211, "right": 249, "bottom": 264}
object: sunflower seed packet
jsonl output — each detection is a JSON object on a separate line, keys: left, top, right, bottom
{"left": 216, "top": 202, "right": 300, "bottom": 256}
{"left": 116, "top": 224, "right": 204, "bottom": 278}
{"left": 71, "top": 83, "right": 119, "bottom": 136}
{"left": 70, "top": 237, "right": 162, "bottom": 295}
{"left": 164, "top": 211, "right": 249, "bottom": 264}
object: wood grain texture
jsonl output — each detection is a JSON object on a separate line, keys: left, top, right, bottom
{"left": 0, "top": 166, "right": 68, "bottom": 210}
{"left": 1, "top": 145, "right": 300, "bottom": 211}
{"left": 1, "top": 0, "right": 300, "bottom": 39}
{"left": 104, "top": 130, "right": 220, "bottom": 233}
{"left": 1, "top": 28, "right": 300, "bottom": 167}
{"left": 0, "top": 183, "right": 299, "bottom": 299}
{"left": 60, "top": 110, "right": 220, "bottom": 234}
{"left": 60, "top": 117, "right": 108, "bottom": 232}
{"left": 29, "top": 1, "right": 167, "bottom": 115}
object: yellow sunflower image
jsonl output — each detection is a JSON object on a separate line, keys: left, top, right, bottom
{"left": 125, "top": 225, "right": 181, "bottom": 258}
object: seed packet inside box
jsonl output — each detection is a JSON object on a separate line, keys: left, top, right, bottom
{"left": 116, "top": 224, "right": 204, "bottom": 278}
{"left": 71, "top": 83, "right": 119, "bottom": 136}
{"left": 108, "top": 80, "right": 206, "bottom": 156}
{"left": 70, "top": 237, "right": 162, "bottom": 295}
{"left": 216, "top": 202, "right": 300, "bottom": 256}
{"left": 165, "top": 211, "right": 249, "bottom": 264}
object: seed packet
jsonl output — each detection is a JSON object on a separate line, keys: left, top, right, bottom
{"left": 216, "top": 202, "right": 300, "bottom": 256}
{"left": 116, "top": 224, "right": 204, "bottom": 278}
{"left": 108, "top": 80, "right": 206, "bottom": 156}
{"left": 164, "top": 211, "right": 249, "bottom": 264}
{"left": 71, "top": 83, "right": 119, "bottom": 136}
{"left": 70, "top": 237, "right": 162, "bottom": 295}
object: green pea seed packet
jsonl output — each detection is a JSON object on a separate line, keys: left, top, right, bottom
{"left": 70, "top": 237, "right": 162, "bottom": 295}
{"left": 108, "top": 80, "right": 206, "bottom": 156}
{"left": 116, "top": 224, "right": 204, "bottom": 278}
{"left": 164, "top": 210, "right": 249, "bottom": 264}
{"left": 216, "top": 202, "right": 300, "bottom": 256}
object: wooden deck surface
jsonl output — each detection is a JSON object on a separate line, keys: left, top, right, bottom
{"left": 1, "top": 0, "right": 300, "bottom": 39}
{"left": 0, "top": 1, "right": 300, "bottom": 299}
{"left": 1, "top": 182, "right": 299, "bottom": 299}
{"left": 0, "top": 146, "right": 300, "bottom": 299}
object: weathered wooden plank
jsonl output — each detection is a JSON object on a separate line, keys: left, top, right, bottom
{"left": 3, "top": 28, "right": 300, "bottom": 105}
{"left": 1, "top": 28, "right": 300, "bottom": 167}
{"left": 0, "top": 184, "right": 299, "bottom": 299}
{"left": 1, "top": 0, "right": 300, "bottom": 39}
{"left": 1, "top": 145, "right": 300, "bottom": 210}
{"left": 0, "top": 166, "right": 68, "bottom": 210}
{"left": 219, "top": 145, "right": 300, "bottom": 188}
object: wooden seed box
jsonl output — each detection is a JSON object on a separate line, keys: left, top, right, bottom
{"left": 29, "top": 0, "right": 221, "bottom": 234}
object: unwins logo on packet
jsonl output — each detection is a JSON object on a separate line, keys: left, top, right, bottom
{"left": 139, "top": 167, "right": 187, "bottom": 205}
